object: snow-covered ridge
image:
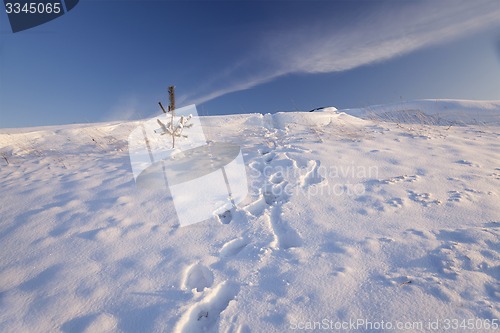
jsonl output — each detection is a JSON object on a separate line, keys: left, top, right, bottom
{"left": 1, "top": 99, "right": 498, "bottom": 153}
{"left": 342, "top": 99, "right": 500, "bottom": 125}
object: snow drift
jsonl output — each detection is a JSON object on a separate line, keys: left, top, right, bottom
{"left": 0, "top": 100, "right": 499, "bottom": 332}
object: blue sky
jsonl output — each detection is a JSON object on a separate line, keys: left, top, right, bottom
{"left": 0, "top": 0, "right": 499, "bottom": 128}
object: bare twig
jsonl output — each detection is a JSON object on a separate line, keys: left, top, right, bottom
{"left": 158, "top": 102, "right": 167, "bottom": 114}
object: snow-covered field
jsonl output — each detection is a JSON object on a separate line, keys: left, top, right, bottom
{"left": 0, "top": 100, "right": 499, "bottom": 332}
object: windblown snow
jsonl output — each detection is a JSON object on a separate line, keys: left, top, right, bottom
{"left": 0, "top": 100, "right": 499, "bottom": 332}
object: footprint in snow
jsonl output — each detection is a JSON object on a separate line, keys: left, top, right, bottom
{"left": 267, "top": 207, "right": 302, "bottom": 250}
{"left": 262, "top": 151, "right": 275, "bottom": 164}
{"left": 182, "top": 263, "right": 214, "bottom": 292}
{"left": 299, "top": 160, "right": 326, "bottom": 188}
{"left": 220, "top": 237, "right": 249, "bottom": 258}
{"left": 269, "top": 171, "right": 284, "bottom": 184}
{"left": 217, "top": 209, "right": 233, "bottom": 224}
{"left": 175, "top": 281, "right": 240, "bottom": 333}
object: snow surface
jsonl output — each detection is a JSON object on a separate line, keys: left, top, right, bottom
{"left": 0, "top": 100, "right": 499, "bottom": 332}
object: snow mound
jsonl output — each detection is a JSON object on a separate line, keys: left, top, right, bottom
{"left": 0, "top": 99, "right": 499, "bottom": 332}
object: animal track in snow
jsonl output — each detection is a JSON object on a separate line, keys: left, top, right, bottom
{"left": 182, "top": 263, "right": 214, "bottom": 292}
{"left": 446, "top": 188, "right": 482, "bottom": 205}
{"left": 386, "top": 197, "right": 404, "bottom": 208}
{"left": 363, "top": 175, "right": 419, "bottom": 193}
{"left": 446, "top": 190, "right": 479, "bottom": 203}
{"left": 380, "top": 174, "right": 418, "bottom": 184}
{"left": 390, "top": 224, "right": 500, "bottom": 312}
{"left": 407, "top": 190, "right": 441, "bottom": 207}
{"left": 447, "top": 190, "right": 463, "bottom": 202}
{"left": 175, "top": 281, "right": 240, "bottom": 333}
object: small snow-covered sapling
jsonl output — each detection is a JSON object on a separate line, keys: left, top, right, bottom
{"left": 156, "top": 115, "right": 193, "bottom": 149}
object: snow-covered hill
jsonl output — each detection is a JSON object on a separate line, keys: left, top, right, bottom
{"left": 0, "top": 100, "right": 499, "bottom": 332}
{"left": 345, "top": 99, "right": 500, "bottom": 126}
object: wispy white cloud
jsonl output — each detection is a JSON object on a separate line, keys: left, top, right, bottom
{"left": 182, "top": 0, "right": 500, "bottom": 106}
